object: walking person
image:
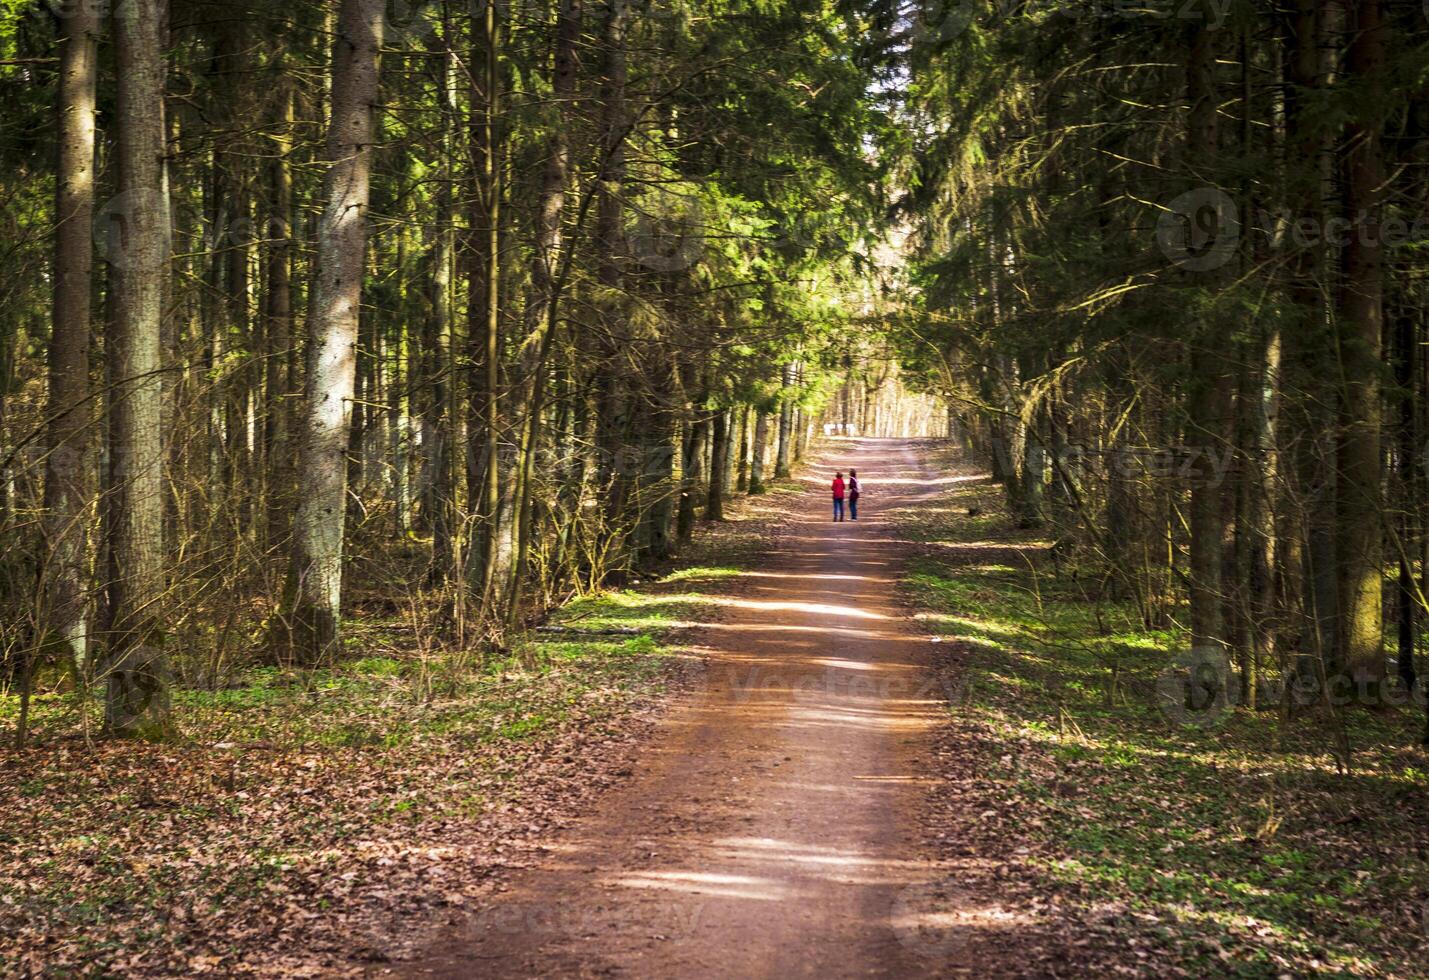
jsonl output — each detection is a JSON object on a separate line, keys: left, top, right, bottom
{"left": 831, "top": 471, "right": 846, "bottom": 522}
{"left": 847, "top": 469, "right": 860, "bottom": 520}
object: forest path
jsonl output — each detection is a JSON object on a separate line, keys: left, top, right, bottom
{"left": 398, "top": 438, "right": 967, "bottom": 978}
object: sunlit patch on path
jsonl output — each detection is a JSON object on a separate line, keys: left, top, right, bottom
{"left": 399, "top": 439, "right": 990, "bottom": 978}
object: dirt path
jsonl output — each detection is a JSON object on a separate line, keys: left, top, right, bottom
{"left": 398, "top": 438, "right": 965, "bottom": 978}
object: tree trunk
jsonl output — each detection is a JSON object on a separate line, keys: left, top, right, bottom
{"left": 469, "top": 0, "right": 506, "bottom": 617}
{"left": 529, "top": 0, "right": 580, "bottom": 330}
{"left": 593, "top": 0, "right": 632, "bottom": 537}
{"left": 1017, "top": 356, "right": 1046, "bottom": 529}
{"left": 263, "top": 76, "right": 294, "bottom": 550}
{"left": 210, "top": 22, "right": 253, "bottom": 537}
{"left": 1395, "top": 94, "right": 1429, "bottom": 705}
{"left": 501, "top": 0, "right": 584, "bottom": 620}
{"left": 1336, "top": 0, "right": 1386, "bottom": 685}
{"left": 285, "top": 0, "right": 384, "bottom": 663}
{"left": 1184, "top": 18, "right": 1232, "bottom": 662}
{"left": 677, "top": 365, "right": 708, "bottom": 545}
{"left": 1281, "top": 0, "right": 1341, "bottom": 695}
{"left": 706, "top": 409, "right": 727, "bottom": 521}
{"left": 677, "top": 416, "right": 709, "bottom": 545}
{"left": 634, "top": 353, "right": 677, "bottom": 566}
{"left": 428, "top": 11, "right": 461, "bottom": 592}
{"left": 774, "top": 363, "right": 794, "bottom": 478}
{"left": 735, "top": 406, "right": 749, "bottom": 492}
{"left": 44, "top": 1, "right": 100, "bottom": 677}
{"left": 1393, "top": 277, "right": 1417, "bottom": 699}
{"left": 748, "top": 409, "right": 769, "bottom": 494}
{"left": 105, "top": 0, "right": 175, "bottom": 739}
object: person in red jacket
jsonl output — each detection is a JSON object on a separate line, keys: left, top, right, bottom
{"left": 831, "top": 472, "right": 846, "bottom": 522}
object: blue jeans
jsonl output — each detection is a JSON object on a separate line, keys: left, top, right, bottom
{"left": 833, "top": 498, "right": 844, "bottom": 521}
{"left": 849, "top": 496, "right": 858, "bottom": 520}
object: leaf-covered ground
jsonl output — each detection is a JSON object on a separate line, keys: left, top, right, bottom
{"left": 897, "top": 448, "right": 1429, "bottom": 978}
{"left": 0, "top": 501, "right": 790, "bottom": 977}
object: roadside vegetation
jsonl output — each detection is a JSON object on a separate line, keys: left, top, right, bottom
{"left": 898, "top": 450, "right": 1429, "bottom": 978}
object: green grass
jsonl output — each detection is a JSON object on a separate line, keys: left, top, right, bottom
{"left": 898, "top": 461, "right": 1429, "bottom": 978}
{"left": 662, "top": 565, "right": 744, "bottom": 583}
{"left": 2, "top": 582, "right": 696, "bottom": 751}
{"left": 548, "top": 589, "right": 707, "bottom": 632}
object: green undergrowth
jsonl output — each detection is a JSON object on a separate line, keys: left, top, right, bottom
{"left": 901, "top": 456, "right": 1429, "bottom": 978}
{"left": 2, "top": 576, "right": 704, "bottom": 751}
{"left": 551, "top": 589, "right": 713, "bottom": 634}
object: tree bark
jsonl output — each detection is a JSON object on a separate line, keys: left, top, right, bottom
{"left": 593, "top": 0, "right": 632, "bottom": 534}
{"left": 210, "top": 22, "right": 253, "bottom": 535}
{"left": 677, "top": 365, "right": 708, "bottom": 545}
{"left": 263, "top": 75, "right": 294, "bottom": 550}
{"left": 106, "top": 0, "right": 175, "bottom": 738}
{"left": 1393, "top": 272, "right": 1417, "bottom": 699}
{"left": 44, "top": 1, "right": 100, "bottom": 676}
{"left": 1395, "top": 94, "right": 1429, "bottom": 705}
{"left": 706, "top": 409, "right": 727, "bottom": 521}
{"left": 1184, "top": 18, "right": 1232, "bottom": 662}
{"left": 285, "top": 0, "right": 384, "bottom": 663}
{"left": 470, "top": 0, "right": 504, "bottom": 617}
{"left": 774, "top": 363, "right": 794, "bottom": 478}
{"left": 748, "top": 409, "right": 769, "bottom": 494}
{"left": 634, "top": 353, "right": 677, "bottom": 566}
{"left": 735, "top": 406, "right": 749, "bottom": 492}
{"left": 529, "top": 0, "right": 581, "bottom": 327}
{"left": 427, "top": 10, "right": 460, "bottom": 591}
{"left": 502, "top": 0, "right": 584, "bottom": 620}
{"left": 1336, "top": 0, "right": 1387, "bottom": 684}
{"left": 1281, "top": 0, "right": 1340, "bottom": 694}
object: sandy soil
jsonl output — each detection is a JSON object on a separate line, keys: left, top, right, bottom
{"left": 395, "top": 439, "right": 995, "bottom": 978}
